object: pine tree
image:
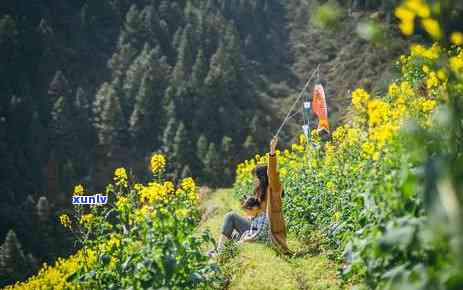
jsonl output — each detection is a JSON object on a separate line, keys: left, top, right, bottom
{"left": 74, "top": 87, "right": 95, "bottom": 178}
{"left": 172, "top": 24, "right": 195, "bottom": 84}
{"left": 49, "top": 71, "right": 75, "bottom": 164}
{"left": 121, "top": 4, "right": 145, "bottom": 49}
{"left": 0, "top": 230, "right": 28, "bottom": 286}
{"left": 26, "top": 111, "right": 47, "bottom": 192}
{"left": 196, "top": 134, "right": 209, "bottom": 160}
{"left": 124, "top": 44, "right": 149, "bottom": 101}
{"left": 221, "top": 135, "right": 234, "bottom": 185}
{"left": 204, "top": 142, "right": 221, "bottom": 186}
{"left": 35, "top": 196, "right": 57, "bottom": 260}
{"left": 130, "top": 45, "right": 170, "bottom": 156}
{"left": 17, "top": 195, "right": 38, "bottom": 255}
{"left": 93, "top": 81, "right": 129, "bottom": 153}
{"left": 173, "top": 122, "right": 192, "bottom": 167}
{"left": 162, "top": 117, "right": 177, "bottom": 157}
{"left": 36, "top": 196, "right": 51, "bottom": 222}
{"left": 191, "top": 48, "right": 208, "bottom": 89}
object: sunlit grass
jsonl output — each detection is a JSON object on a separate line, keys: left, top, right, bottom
{"left": 200, "top": 188, "right": 340, "bottom": 290}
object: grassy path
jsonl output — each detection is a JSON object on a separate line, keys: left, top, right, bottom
{"left": 199, "top": 188, "right": 340, "bottom": 290}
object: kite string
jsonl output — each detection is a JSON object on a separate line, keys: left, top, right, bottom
{"left": 274, "top": 65, "right": 319, "bottom": 139}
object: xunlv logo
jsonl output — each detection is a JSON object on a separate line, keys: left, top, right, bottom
{"left": 72, "top": 194, "right": 108, "bottom": 205}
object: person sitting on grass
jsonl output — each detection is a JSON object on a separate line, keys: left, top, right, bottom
{"left": 209, "top": 137, "right": 291, "bottom": 256}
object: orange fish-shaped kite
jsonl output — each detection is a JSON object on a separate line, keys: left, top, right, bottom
{"left": 311, "top": 84, "right": 329, "bottom": 131}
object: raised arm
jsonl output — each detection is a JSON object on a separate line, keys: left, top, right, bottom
{"left": 268, "top": 137, "right": 283, "bottom": 194}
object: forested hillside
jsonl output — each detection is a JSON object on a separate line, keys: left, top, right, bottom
{"left": 0, "top": 0, "right": 419, "bottom": 286}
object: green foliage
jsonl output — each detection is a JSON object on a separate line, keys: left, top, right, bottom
{"left": 68, "top": 167, "right": 223, "bottom": 289}
{"left": 234, "top": 42, "right": 463, "bottom": 289}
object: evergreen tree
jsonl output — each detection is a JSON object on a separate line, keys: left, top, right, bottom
{"left": 130, "top": 45, "right": 170, "bottom": 156}
{"left": 36, "top": 196, "right": 51, "bottom": 222}
{"left": 26, "top": 111, "right": 47, "bottom": 192}
{"left": 35, "top": 196, "right": 56, "bottom": 261}
{"left": 172, "top": 24, "right": 195, "bottom": 84}
{"left": 74, "top": 87, "right": 95, "bottom": 179}
{"left": 0, "top": 230, "right": 28, "bottom": 286}
{"left": 162, "top": 117, "right": 177, "bottom": 157}
{"left": 17, "top": 195, "right": 38, "bottom": 256}
{"left": 49, "top": 71, "right": 75, "bottom": 164}
{"left": 204, "top": 142, "right": 221, "bottom": 186}
{"left": 120, "top": 4, "right": 145, "bottom": 49}
{"left": 173, "top": 122, "right": 191, "bottom": 168}
{"left": 93, "top": 81, "right": 129, "bottom": 153}
{"left": 221, "top": 135, "right": 234, "bottom": 185}
{"left": 191, "top": 48, "right": 208, "bottom": 89}
{"left": 196, "top": 134, "right": 209, "bottom": 160}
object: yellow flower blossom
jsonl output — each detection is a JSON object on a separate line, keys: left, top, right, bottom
{"left": 421, "top": 18, "right": 441, "bottom": 39}
{"left": 73, "top": 184, "right": 84, "bottom": 195}
{"left": 426, "top": 71, "right": 439, "bottom": 89}
{"left": 410, "top": 43, "right": 440, "bottom": 59}
{"left": 175, "top": 208, "right": 189, "bottom": 219}
{"left": 163, "top": 181, "right": 174, "bottom": 194}
{"left": 437, "top": 69, "right": 447, "bottom": 82}
{"left": 150, "top": 154, "right": 166, "bottom": 174}
{"left": 451, "top": 32, "right": 463, "bottom": 46}
{"left": 140, "top": 182, "right": 166, "bottom": 203}
{"left": 79, "top": 214, "right": 94, "bottom": 227}
{"left": 404, "top": 0, "right": 430, "bottom": 18}
{"left": 362, "top": 142, "right": 375, "bottom": 156}
{"left": 449, "top": 51, "right": 463, "bottom": 74}
{"left": 388, "top": 82, "right": 399, "bottom": 96}
{"left": 400, "top": 81, "right": 415, "bottom": 97}
{"left": 395, "top": 6, "right": 415, "bottom": 36}
{"left": 59, "top": 214, "right": 71, "bottom": 229}
{"left": 114, "top": 167, "right": 128, "bottom": 187}
{"left": 116, "top": 196, "right": 129, "bottom": 210}
{"left": 421, "top": 99, "right": 437, "bottom": 112}
{"left": 352, "top": 88, "right": 370, "bottom": 112}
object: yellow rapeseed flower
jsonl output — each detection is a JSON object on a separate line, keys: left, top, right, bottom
{"left": 421, "top": 18, "right": 442, "bottom": 39}
{"left": 410, "top": 43, "right": 441, "bottom": 59}
{"left": 163, "top": 181, "right": 174, "bottom": 194}
{"left": 395, "top": 6, "right": 415, "bottom": 36}
{"left": 388, "top": 82, "right": 399, "bottom": 96}
{"left": 175, "top": 208, "right": 189, "bottom": 219}
{"left": 421, "top": 99, "right": 437, "bottom": 112}
{"left": 450, "top": 32, "right": 463, "bottom": 46}
{"left": 437, "top": 69, "right": 447, "bottom": 82}
{"left": 352, "top": 88, "right": 370, "bottom": 112}
{"left": 79, "top": 213, "right": 94, "bottom": 227}
{"left": 59, "top": 214, "right": 71, "bottom": 229}
{"left": 426, "top": 72, "right": 439, "bottom": 89}
{"left": 362, "top": 142, "right": 375, "bottom": 156}
{"left": 150, "top": 154, "right": 166, "bottom": 174}
{"left": 114, "top": 167, "right": 128, "bottom": 187}
{"left": 116, "top": 196, "right": 129, "bottom": 210}
{"left": 449, "top": 51, "right": 463, "bottom": 74}
{"left": 73, "top": 184, "right": 84, "bottom": 195}
{"left": 406, "top": 0, "right": 430, "bottom": 17}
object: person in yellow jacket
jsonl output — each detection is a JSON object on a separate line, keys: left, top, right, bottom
{"left": 209, "top": 137, "right": 291, "bottom": 256}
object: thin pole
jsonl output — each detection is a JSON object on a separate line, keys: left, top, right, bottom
{"left": 274, "top": 65, "right": 319, "bottom": 139}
